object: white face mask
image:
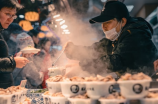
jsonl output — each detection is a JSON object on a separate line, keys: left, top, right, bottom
{"left": 103, "top": 21, "right": 122, "bottom": 41}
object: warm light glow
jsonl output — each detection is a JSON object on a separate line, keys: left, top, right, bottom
{"left": 46, "top": 32, "right": 53, "bottom": 37}
{"left": 60, "top": 20, "right": 65, "bottom": 25}
{"left": 64, "top": 31, "right": 70, "bottom": 34}
{"left": 38, "top": 32, "right": 45, "bottom": 38}
{"left": 61, "top": 25, "right": 68, "bottom": 29}
{"left": 25, "top": 11, "right": 39, "bottom": 21}
{"left": 19, "top": 20, "right": 33, "bottom": 31}
{"left": 55, "top": 25, "right": 57, "bottom": 28}
{"left": 56, "top": 19, "right": 63, "bottom": 21}
{"left": 41, "top": 25, "right": 49, "bottom": 31}
{"left": 63, "top": 29, "right": 69, "bottom": 32}
{"left": 53, "top": 14, "right": 60, "bottom": 18}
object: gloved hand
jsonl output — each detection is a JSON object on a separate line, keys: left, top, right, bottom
{"left": 64, "top": 42, "right": 75, "bottom": 59}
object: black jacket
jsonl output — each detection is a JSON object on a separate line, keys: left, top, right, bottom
{"left": 0, "top": 24, "right": 16, "bottom": 88}
{"left": 65, "top": 17, "right": 157, "bottom": 76}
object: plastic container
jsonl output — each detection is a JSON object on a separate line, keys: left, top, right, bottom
{"left": 85, "top": 81, "right": 116, "bottom": 99}
{"left": 50, "top": 96, "right": 69, "bottom": 104}
{"left": 118, "top": 80, "right": 151, "bottom": 99}
{"left": 42, "top": 94, "right": 51, "bottom": 104}
{"left": 143, "top": 98, "right": 158, "bottom": 104}
{"left": 60, "top": 82, "right": 86, "bottom": 98}
{"left": 46, "top": 81, "right": 61, "bottom": 94}
{"left": 99, "top": 99, "right": 127, "bottom": 104}
{"left": 68, "top": 98, "right": 92, "bottom": 104}
{"left": 48, "top": 67, "right": 66, "bottom": 77}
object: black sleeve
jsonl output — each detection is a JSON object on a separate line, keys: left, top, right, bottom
{"left": 100, "top": 30, "right": 138, "bottom": 73}
{"left": 0, "top": 56, "right": 16, "bottom": 73}
{"left": 101, "top": 29, "right": 156, "bottom": 73}
{"left": 66, "top": 38, "right": 112, "bottom": 61}
{"left": 0, "top": 39, "right": 16, "bottom": 73}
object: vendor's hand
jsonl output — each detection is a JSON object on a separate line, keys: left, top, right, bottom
{"left": 14, "top": 57, "right": 29, "bottom": 68}
{"left": 154, "top": 59, "right": 158, "bottom": 71}
{"left": 64, "top": 42, "right": 75, "bottom": 58}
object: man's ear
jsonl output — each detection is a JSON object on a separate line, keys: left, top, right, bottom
{"left": 0, "top": 13, "right": 2, "bottom": 22}
{"left": 121, "top": 18, "right": 127, "bottom": 27}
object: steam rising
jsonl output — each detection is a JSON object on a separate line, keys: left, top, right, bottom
{"left": 50, "top": 11, "right": 117, "bottom": 78}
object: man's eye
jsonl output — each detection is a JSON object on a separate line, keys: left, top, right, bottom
{"left": 105, "top": 22, "right": 110, "bottom": 25}
{"left": 104, "top": 23, "right": 108, "bottom": 25}
{"left": 5, "top": 13, "right": 10, "bottom": 16}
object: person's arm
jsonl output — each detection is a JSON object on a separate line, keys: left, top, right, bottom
{"left": 0, "top": 56, "right": 16, "bottom": 73}
{"left": 24, "top": 62, "right": 43, "bottom": 87}
{"left": 65, "top": 38, "right": 112, "bottom": 61}
{"left": 0, "top": 39, "right": 16, "bottom": 72}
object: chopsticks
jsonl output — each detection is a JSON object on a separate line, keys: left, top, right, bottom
{"left": 52, "top": 41, "right": 69, "bottom": 66}
{"left": 150, "top": 70, "right": 158, "bottom": 78}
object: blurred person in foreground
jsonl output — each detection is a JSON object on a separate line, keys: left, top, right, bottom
{"left": 7, "top": 23, "right": 23, "bottom": 55}
{"left": 28, "top": 29, "right": 40, "bottom": 48}
{"left": 0, "top": 0, "right": 29, "bottom": 88}
{"left": 13, "top": 32, "right": 43, "bottom": 89}
{"left": 36, "top": 37, "right": 52, "bottom": 88}
{"left": 64, "top": 1, "right": 157, "bottom": 76}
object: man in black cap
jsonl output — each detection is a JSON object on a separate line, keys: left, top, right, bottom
{"left": 64, "top": 1, "right": 157, "bottom": 76}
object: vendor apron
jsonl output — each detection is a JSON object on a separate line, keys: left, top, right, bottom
{"left": 0, "top": 73, "right": 14, "bottom": 88}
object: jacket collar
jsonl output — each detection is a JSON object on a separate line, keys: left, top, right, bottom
{"left": 0, "top": 23, "right": 4, "bottom": 31}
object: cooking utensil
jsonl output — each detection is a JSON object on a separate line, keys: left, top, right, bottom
{"left": 150, "top": 70, "right": 158, "bottom": 78}
{"left": 52, "top": 48, "right": 66, "bottom": 66}
{"left": 52, "top": 41, "right": 69, "bottom": 66}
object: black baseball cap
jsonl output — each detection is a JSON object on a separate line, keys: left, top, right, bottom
{"left": 89, "top": 1, "right": 130, "bottom": 24}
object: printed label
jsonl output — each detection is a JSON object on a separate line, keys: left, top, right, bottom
{"left": 109, "top": 85, "right": 114, "bottom": 94}
{"left": 70, "top": 85, "right": 79, "bottom": 93}
{"left": 11, "top": 95, "right": 16, "bottom": 104}
{"left": 133, "top": 84, "right": 143, "bottom": 94}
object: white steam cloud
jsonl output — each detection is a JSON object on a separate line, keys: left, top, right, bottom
{"left": 50, "top": 11, "right": 117, "bottom": 78}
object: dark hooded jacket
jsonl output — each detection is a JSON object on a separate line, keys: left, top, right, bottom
{"left": 65, "top": 17, "right": 157, "bottom": 76}
{"left": 0, "top": 24, "right": 16, "bottom": 88}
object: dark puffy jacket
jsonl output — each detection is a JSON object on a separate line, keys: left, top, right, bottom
{"left": 0, "top": 24, "right": 16, "bottom": 88}
{"left": 13, "top": 60, "right": 43, "bottom": 89}
{"left": 65, "top": 17, "right": 157, "bottom": 76}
